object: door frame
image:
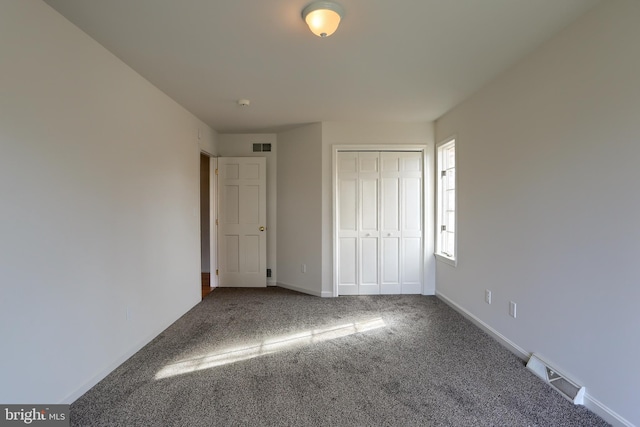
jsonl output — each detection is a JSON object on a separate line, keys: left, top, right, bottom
{"left": 199, "top": 152, "right": 219, "bottom": 290}
{"left": 210, "top": 156, "right": 218, "bottom": 288}
{"left": 332, "top": 144, "right": 434, "bottom": 297}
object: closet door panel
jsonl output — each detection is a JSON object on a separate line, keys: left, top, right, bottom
{"left": 337, "top": 152, "right": 359, "bottom": 295}
{"left": 399, "top": 153, "right": 423, "bottom": 294}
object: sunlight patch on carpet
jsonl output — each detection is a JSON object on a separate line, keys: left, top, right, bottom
{"left": 155, "top": 317, "right": 386, "bottom": 379}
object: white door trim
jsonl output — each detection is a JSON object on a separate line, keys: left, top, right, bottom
{"left": 332, "top": 144, "right": 432, "bottom": 297}
{"left": 209, "top": 156, "right": 218, "bottom": 288}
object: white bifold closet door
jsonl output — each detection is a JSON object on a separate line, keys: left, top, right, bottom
{"left": 337, "top": 151, "right": 423, "bottom": 295}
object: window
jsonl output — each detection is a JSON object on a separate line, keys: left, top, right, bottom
{"left": 436, "top": 138, "right": 456, "bottom": 264}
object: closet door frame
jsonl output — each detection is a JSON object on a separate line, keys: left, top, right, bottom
{"left": 332, "top": 145, "right": 434, "bottom": 297}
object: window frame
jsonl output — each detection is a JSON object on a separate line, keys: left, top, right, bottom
{"left": 435, "top": 137, "right": 457, "bottom": 266}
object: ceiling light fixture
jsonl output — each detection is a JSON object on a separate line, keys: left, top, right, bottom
{"left": 302, "top": 1, "right": 344, "bottom": 38}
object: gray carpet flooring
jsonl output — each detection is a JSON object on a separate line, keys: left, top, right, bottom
{"left": 71, "top": 287, "right": 608, "bottom": 426}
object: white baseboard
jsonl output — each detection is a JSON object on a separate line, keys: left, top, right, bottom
{"left": 583, "top": 393, "right": 635, "bottom": 427}
{"left": 436, "top": 291, "right": 633, "bottom": 427}
{"left": 436, "top": 291, "right": 528, "bottom": 359}
{"left": 276, "top": 282, "right": 324, "bottom": 297}
{"left": 61, "top": 300, "right": 200, "bottom": 404}
{"left": 61, "top": 328, "right": 166, "bottom": 403}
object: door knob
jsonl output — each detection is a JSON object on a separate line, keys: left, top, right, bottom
{"left": 259, "top": 226, "right": 265, "bottom": 231}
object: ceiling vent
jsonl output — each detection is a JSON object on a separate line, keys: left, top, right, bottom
{"left": 253, "top": 143, "right": 271, "bottom": 152}
{"left": 526, "top": 354, "right": 585, "bottom": 405}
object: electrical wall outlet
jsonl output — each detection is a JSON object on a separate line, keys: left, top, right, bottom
{"left": 509, "top": 301, "right": 517, "bottom": 318}
{"left": 301, "top": 264, "right": 307, "bottom": 273}
{"left": 485, "top": 290, "right": 492, "bottom": 304}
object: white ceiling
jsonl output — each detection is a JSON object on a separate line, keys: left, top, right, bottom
{"left": 42, "top": 0, "right": 600, "bottom": 133}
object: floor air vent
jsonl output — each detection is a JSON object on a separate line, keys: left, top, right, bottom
{"left": 526, "top": 354, "right": 585, "bottom": 404}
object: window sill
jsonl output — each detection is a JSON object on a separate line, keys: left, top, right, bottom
{"left": 435, "top": 253, "right": 457, "bottom": 267}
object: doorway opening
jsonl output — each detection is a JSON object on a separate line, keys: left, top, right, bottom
{"left": 200, "top": 152, "right": 218, "bottom": 299}
{"left": 200, "top": 153, "right": 212, "bottom": 298}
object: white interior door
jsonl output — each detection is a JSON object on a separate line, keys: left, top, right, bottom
{"left": 218, "top": 157, "right": 267, "bottom": 287}
{"left": 337, "top": 151, "right": 423, "bottom": 295}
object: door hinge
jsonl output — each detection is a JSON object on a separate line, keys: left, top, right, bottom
{"left": 215, "top": 269, "right": 219, "bottom": 276}
{"left": 215, "top": 168, "right": 218, "bottom": 175}
{"left": 441, "top": 225, "right": 447, "bottom": 232}
{"left": 215, "top": 218, "right": 218, "bottom": 226}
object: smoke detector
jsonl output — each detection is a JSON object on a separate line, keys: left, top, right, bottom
{"left": 237, "top": 99, "right": 250, "bottom": 107}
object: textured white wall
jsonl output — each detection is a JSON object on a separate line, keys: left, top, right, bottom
{"left": 276, "top": 124, "right": 324, "bottom": 295}
{"left": 0, "top": 0, "right": 216, "bottom": 403}
{"left": 217, "top": 134, "right": 277, "bottom": 284}
{"left": 435, "top": 0, "right": 640, "bottom": 425}
{"left": 198, "top": 128, "right": 218, "bottom": 157}
{"left": 277, "top": 122, "right": 434, "bottom": 297}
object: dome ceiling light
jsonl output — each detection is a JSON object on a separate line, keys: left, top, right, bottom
{"left": 302, "top": 1, "right": 344, "bottom": 38}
